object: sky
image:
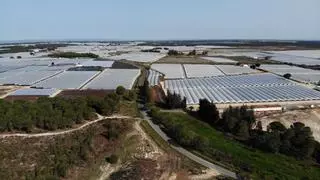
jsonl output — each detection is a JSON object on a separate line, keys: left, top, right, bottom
{"left": 0, "top": 0, "right": 320, "bottom": 41}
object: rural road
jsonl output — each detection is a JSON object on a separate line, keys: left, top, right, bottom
{"left": 0, "top": 109, "right": 237, "bottom": 178}
{"left": 0, "top": 114, "right": 132, "bottom": 138}
{"left": 139, "top": 110, "right": 237, "bottom": 179}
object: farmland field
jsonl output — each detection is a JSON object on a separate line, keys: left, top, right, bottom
{"left": 83, "top": 69, "right": 140, "bottom": 90}
{"left": 260, "top": 64, "right": 320, "bottom": 83}
{"left": 34, "top": 71, "right": 100, "bottom": 89}
{"left": 155, "top": 56, "right": 212, "bottom": 64}
{"left": 151, "top": 64, "right": 185, "bottom": 79}
{"left": 165, "top": 73, "right": 320, "bottom": 104}
{"left": 183, "top": 64, "right": 224, "bottom": 78}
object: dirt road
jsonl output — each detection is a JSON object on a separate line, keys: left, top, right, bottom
{"left": 0, "top": 114, "right": 132, "bottom": 138}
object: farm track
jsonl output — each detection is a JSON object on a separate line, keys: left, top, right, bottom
{"left": 0, "top": 114, "right": 134, "bottom": 138}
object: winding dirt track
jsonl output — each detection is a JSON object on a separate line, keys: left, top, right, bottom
{"left": 0, "top": 114, "right": 132, "bottom": 138}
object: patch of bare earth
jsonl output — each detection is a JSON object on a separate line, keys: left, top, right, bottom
{"left": 104, "top": 120, "right": 216, "bottom": 180}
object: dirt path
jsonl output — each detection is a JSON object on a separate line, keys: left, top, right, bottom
{"left": 0, "top": 114, "right": 132, "bottom": 138}
{"left": 134, "top": 121, "right": 163, "bottom": 156}
{"left": 97, "top": 163, "right": 121, "bottom": 180}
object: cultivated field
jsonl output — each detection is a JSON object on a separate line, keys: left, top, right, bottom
{"left": 200, "top": 56, "right": 237, "bottom": 63}
{"left": 216, "top": 65, "right": 260, "bottom": 75}
{"left": 164, "top": 73, "right": 320, "bottom": 105}
{"left": 147, "top": 69, "right": 162, "bottom": 86}
{"left": 183, "top": 64, "right": 224, "bottom": 78}
{"left": 259, "top": 64, "right": 320, "bottom": 84}
{"left": 83, "top": 69, "right": 140, "bottom": 90}
{"left": 156, "top": 56, "right": 212, "bottom": 64}
{"left": 109, "top": 52, "right": 166, "bottom": 62}
{"left": 8, "top": 88, "right": 60, "bottom": 97}
{"left": 34, "top": 71, "right": 100, "bottom": 89}
{"left": 151, "top": 64, "right": 185, "bottom": 79}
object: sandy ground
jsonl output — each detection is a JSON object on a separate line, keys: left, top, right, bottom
{"left": 258, "top": 108, "right": 320, "bottom": 142}
{"left": 0, "top": 85, "right": 23, "bottom": 98}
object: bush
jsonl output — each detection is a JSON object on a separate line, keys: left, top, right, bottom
{"left": 116, "top": 86, "right": 126, "bottom": 95}
{"left": 48, "top": 52, "right": 99, "bottom": 58}
{"left": 283, "top": 73, "right": 291, "bottom": 79}
{"left": 123, "top": 90, "right": 137, "bottom": 101}
{"left": 106, "top": 154, "right": 118, "bottom": 164}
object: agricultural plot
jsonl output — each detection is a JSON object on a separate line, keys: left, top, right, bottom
{"left": 151, "top": 64, "right": 185, "bottom": 79}
{"left": 0, "top": 65, "right": 26, "bottom": 73}
{"left": 83, "top": 69, "right": 140, "bottom": 90}
{"left": 165, "top": 73, "right": 320, "bottom": 105}
{"left": 9, "top": 88, "right": 60, "bottom": 97}
{"left": 260, "top": 65, "right": 320, "bottom": 84}
{"left": 109, "top": 52, "right": 166, "bottom": 62}
{"left": 148, "top": 69, "right": 163, "bottom": 86}
{"left": 183, "top": 64, "right": 224, "bottom": 78}
{"left": 165, "top": 73, "right": 292, "bottom": 89}
{"left": 269, "top": 53, "right": 320, "bottom": 65}
{"left": 34, "top": 71, "right": 99, "bottom": 89}
{"left": 0, "top": 70, "right": 61, "bottom": 85}
{"left": 200, "top": 57, "right": 236, "bottom": 63}
{"left": 80, "top": 60, "right": 114, "bottom": 67}
{"left": 216, "top": 65, "right": 260, "bottom": 75}
{"left": 269, "top": 50, "right": 320, "bottom": 59}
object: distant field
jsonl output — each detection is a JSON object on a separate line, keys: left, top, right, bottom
{"left": 57, "top": 89, "right": 113, "bottom": 98}
{"left": 156, "top": 56, "right": 213, "bottom": 64}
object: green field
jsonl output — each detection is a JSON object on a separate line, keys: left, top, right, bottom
{"left": 152, "top": 111, "right": 320, "bottom": 179}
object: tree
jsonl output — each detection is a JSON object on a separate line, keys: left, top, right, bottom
{"left": 165, "top": 90, "right": 185, "bottom": 109}
{"left": 168, "top": 50, "right": 179, "bottom": 56}
{"left": 255, "top": 63, "right": 261, "bottom": 67}
{"left": 188, "top": 50, "right": 196, "bottom": 56}
{"left": 283, "top": 73, "right": 291, "bottom": 79}
{"left": 235, "top": 121, "right": 250, "bottom": 140}
{"left": 250, "top": 65, "right": 256, "bottom": 69}
{"left": 123, "top": 90, "right": 136, "bottom": 101}
{"left": 116, "top": 86, "right": 126, "bottom": 95}
{"left": 267, "top": 121, "right": 286, "bottom": 133}
{"left": 106, "top": 154, "right": 118, "bottom": 164}
{"left": 202, "top": 51, "right": 208, "bottom": 55}
{"left": 198, "top": 99, "right": 219, "bottom": 125}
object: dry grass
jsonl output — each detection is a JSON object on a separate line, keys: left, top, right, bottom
{"left": 156, "top": 56, "right": 213, "bottom": 64}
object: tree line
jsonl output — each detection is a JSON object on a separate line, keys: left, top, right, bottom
{"left": 48, "top": 52, "right": 99, "bottom": 59}
{"left": 194, "top": 99, "right": 319, "bottom": 161}
{"left": 0, "top": 87, "right": 136, "bottom": 133}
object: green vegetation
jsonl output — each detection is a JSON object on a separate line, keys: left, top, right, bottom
{"left": 167, "top": 50, "right": 183, "bottom": 56}
{"left": 283, "top": 73, "right": 292, "bottom": 79}
{"left": 139, "top": 80, "right": 152, "bottom": 103}
{"left": 0, "top": 89, "right": 136, "bottom": 132}
{"left": 0, "top": 97, "right": 96, "bottom": 132}
{"left": 164, "top": 90, "right": 186, "bottom": 109}
{"left": 116, "top": 86, "right": 126, "bottom": 95}
{"left": 111, "top": 61, "right": 139, "bottom": 69}
{"left": 68, "top": 66, "right": 104, "bottom": 71}
{"left": 0, "top": 44, "right": 68, "bottom": 54}
{"left": 48, "top": 52, "right": 99, "bottom": 58}
{"left": 0, "top": 118, "right": 133, "bottom": 180}
{"left": 105, "top": 154, "right": 119, "bottom": 164}
{"left": 149, "top": 108, "right": 320, "bottom": 179}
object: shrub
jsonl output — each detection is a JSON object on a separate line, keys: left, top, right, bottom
{"left": 106, "top": 154, "right": 118, "bottom": 164}
{"left": 116, "top": 86, "right": 126, "bottom": 95}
